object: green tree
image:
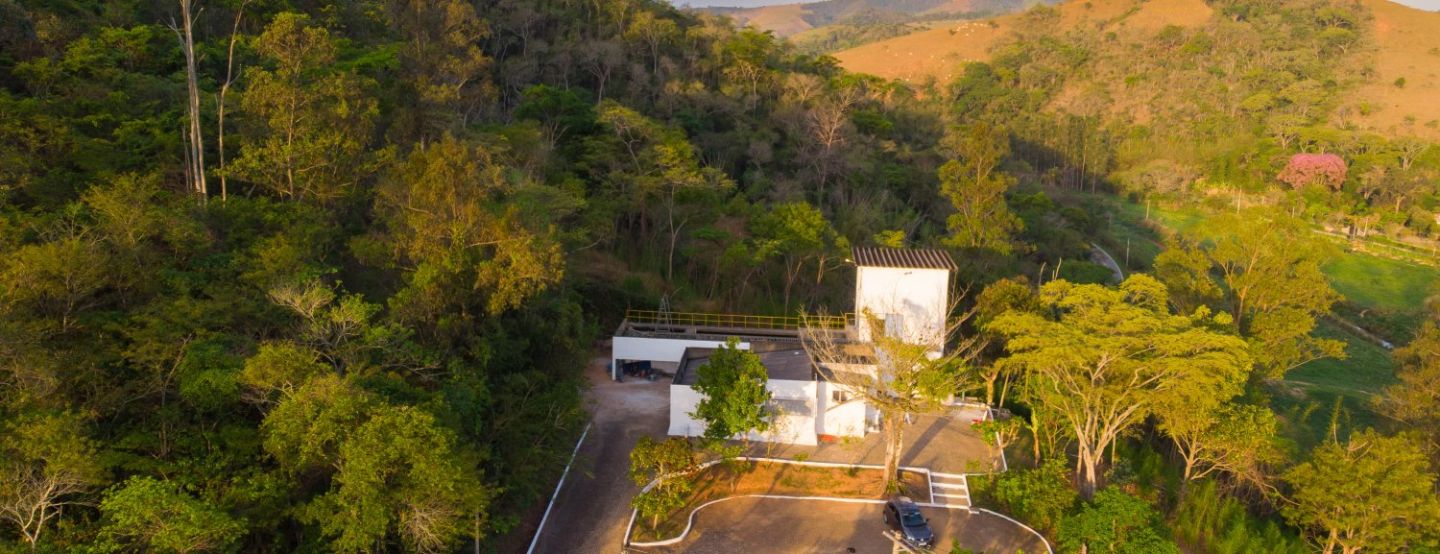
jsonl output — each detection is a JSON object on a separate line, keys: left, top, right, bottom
{"left": 987, "top": 275, "right": 1251, "bottom": 498}
{"left": 385, "top": 0, "right": 493, "bottom": 138}
{"left": 1381, "top": 323, "right": 1440, "bottom": 457}
{"left": 594, "top": 101, "right": 732, "bottom": 283}
{"left": 1282, "top": 430, "right": 1440, "bottom": 554}
{"left": 238, "top": 341, "right": 330, "bottom": 404}
{"left": 691, "top": 337, "right": 772, "bottom": 444}
{"left": 230, "top": 12, "right": 379, "bottom": 202}
{"left": 939, "top": 123, "right": 1022, "bottom": 254}
{"left": 96, "top": 476, "right": 244, "bottom": 553}
{"left": 370, "top": 134, "right": 566, "bottom": 330}
{"left": 1158, "top": 208, "right": 1344, "bottom": 381}
{"left": 629, "top": 437, "right": 697, "bottom": 529}
{"left": 1059, "top": 488, "right": 1181, "bottom": 554}
{"left": 1158, "top": 401, "right": 1283, "bottom": 487}
{"left": 988, "top": 458, "right": 1076, "bottom": 532}
{"left": 261, "top": 375, "right": 374, "bottom": 473}
{"left": 751, "top": 202, "right": 844, "bottom": 310}
{"left": 302, "top": 405, "right": 486, "bottom": 553}
{"left": 1152, "top": 240, "right": 1223, "bottom": 315}
{"left": 0, "top": 235, "right": 111, "bottom": 333}
{"left": 261, "top": 375, "right": 488, "bottom": 551}
{"left": 973, "top": 277, "right": 1041, "bottom": 406}
{"left": 0, "top": 412, "right": 107, "bottom": 549}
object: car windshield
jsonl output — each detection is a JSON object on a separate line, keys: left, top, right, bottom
{"left": 900, "top": 511, "right": 925, "bottom": 527}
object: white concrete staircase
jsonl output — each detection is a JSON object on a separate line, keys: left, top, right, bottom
{"left": 927, "top": 472, "right": 972, "bottom": 510}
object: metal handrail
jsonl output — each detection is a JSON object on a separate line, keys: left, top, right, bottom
{"left": 624, "top": 309, "right": 853, "bottom": 330}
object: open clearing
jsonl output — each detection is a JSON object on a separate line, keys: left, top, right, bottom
{"left": 833, "top": 0, "right": 1212, "bottom": 85}
{"left": 1349, "top": 0, "right": 1440, "bottom": 140}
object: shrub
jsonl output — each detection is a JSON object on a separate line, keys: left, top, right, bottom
{"left": 1173, "top": 480, "right": 1308, "bottom": 554}
{"left": 1059, "top": 488, "right": 1179, "bottom": 554}
{"left": 990, "top": 459, "right": 1077, "bottom": 532}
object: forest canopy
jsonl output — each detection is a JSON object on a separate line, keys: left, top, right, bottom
{"left": 1, "top": 0, "right": 1439, "bottom": 552}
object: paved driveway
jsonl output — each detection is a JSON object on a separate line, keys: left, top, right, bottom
{"left": 529, "top": 358, "right": 669, "bottom": 554}
{"left": 635, "top": 497, "right": 1048, "bottom": 554}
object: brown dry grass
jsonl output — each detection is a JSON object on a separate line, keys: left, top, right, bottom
{"left": 833, "top": 0, "right": 1211, "bottom": 84}
{"left": 630, "top": 460, "right": 930, "bottom": 542}
{"left": 729, "top": 3, "right": 814, "bottom": 37}
{"left": 834, "top": 0, "right": 1440, "bottom": 141}
{"left": 1348, "top": 0, "right": 1440, "bottom": 140}
{"left": 832, "top": 18, "right": 1006, "bottom": 84}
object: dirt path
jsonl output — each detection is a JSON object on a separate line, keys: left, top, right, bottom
{"left": 529, "top": 354, "right": 670, "bottom": 554}
{"left": 1090, "top": 243, "right": 1125, "bottom": 283}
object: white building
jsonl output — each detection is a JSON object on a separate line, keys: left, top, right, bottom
{"left": 613, "top": 247, "right": 957, "bottom": 445}
{"left": 853, "top": 247, "right": 955, "bottom": 356}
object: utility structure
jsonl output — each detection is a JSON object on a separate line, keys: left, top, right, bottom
{"left": 610, "top": 247, "right": 977, "bottom": 446}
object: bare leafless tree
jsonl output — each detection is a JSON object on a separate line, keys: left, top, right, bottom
{"left": 0, "top": 414, "right": 102, "bottom": 549}
{"left": 171, "top": 0, "right": 207, "bottom": 201}
{"left": 802, "top": 303, "right": 984, "bottom": 492}
{"left": 215, "top": 0, "right": 249, "bottom": 203}
{"left": 0, "top": 463, "right": 93, "bottom": 548}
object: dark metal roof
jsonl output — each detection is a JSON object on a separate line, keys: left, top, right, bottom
{"left": 675, "top": 347, "right": 815, "bottom": 385}
{"left": 852, "top": 247, "right": 957, "bottom": 271}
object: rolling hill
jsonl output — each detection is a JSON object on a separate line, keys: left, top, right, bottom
{"left": 831, "top": 0, "right": 1440, "bottom": 139}
{"left": 706, "top": 0, "right": 1041, "bottom": 37}
{"left": 1350, "top": 0, "right": 1440, "bottom": 139}
{"left": 833, "top": 0, "right": 1213, "bottom": 84}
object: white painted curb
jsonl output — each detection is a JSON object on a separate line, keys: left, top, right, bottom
{"left": 630, "top": 494, "right": 890, "bottom": 547}
{"left": 526, "top": 423, "right": 591, "bottom": 554}
{"left": 975, "top": 508, "right": 1054, "bottom": 554}
{"left": 620, "top": 409, "right": 1048, "bottom": 552}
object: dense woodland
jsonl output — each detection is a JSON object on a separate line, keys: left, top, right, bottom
{"left": 1, "top": 0, "right": 1439, "bottom": 552}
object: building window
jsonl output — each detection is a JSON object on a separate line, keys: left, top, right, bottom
{"left": 832, "top": 390, "right": 850, "bottom": 403}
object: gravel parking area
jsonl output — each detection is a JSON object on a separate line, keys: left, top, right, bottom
{"left": 634, "top": 497, "right": 1048, "bottom": 554}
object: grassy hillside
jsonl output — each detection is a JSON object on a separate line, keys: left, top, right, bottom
{"left": 1348, "top": 0, "right": 1440, "bottom": 139}
{"left": 1098, "top": 196, "right": 1427, "bottom": 447}
{"left": 707, "top": 0, "right": 1040, "bottom": 38}
{"left": 836, "top": 0, "right": 1440, "bottom": 140}
{"left": 834, "top": 0, "right": 1212, "bottom": 83}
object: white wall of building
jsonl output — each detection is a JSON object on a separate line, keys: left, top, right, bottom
{"left": 758, "top": 378, "right": 818, "bottom": 446}
{"left": 668, "top": 384, "right": 705, "bottom": 437}
{"left": 853, "top": 266, "right": 950, "bottom": 354}
{"left": 669, "top": 378, "right": 819, "bottom": 446}
{"left": 611, "top": 337, "right": 751, "bottom": 379}
{"left": 815, "top": 381, "right": 867, "bottom": 438}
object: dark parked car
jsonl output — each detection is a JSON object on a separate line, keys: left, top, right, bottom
{"left": 882, "top": 496, "right": 935, "bottom": 548}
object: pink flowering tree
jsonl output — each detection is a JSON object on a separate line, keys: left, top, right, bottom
{"left": 1277, "top": 153, "right": 1347, "bottom": 191}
